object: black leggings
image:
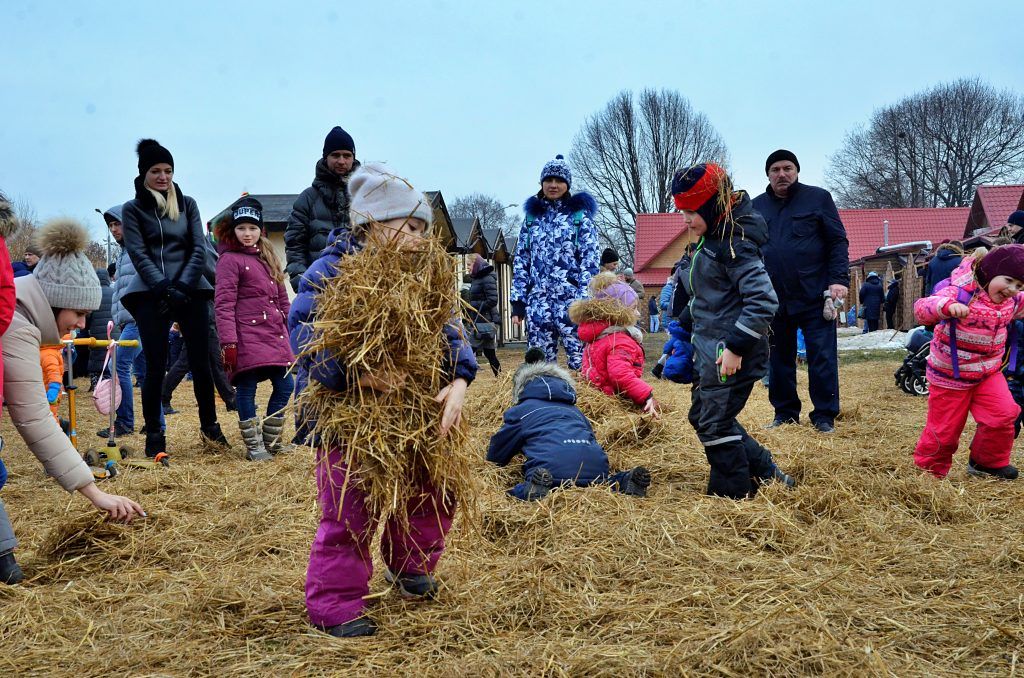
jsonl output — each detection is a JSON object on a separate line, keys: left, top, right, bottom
{"left": 124, "top": 293, "right": 218, "bottom": 432}
{"left": 481, "top": 347, "right": 501, "bottom": 376}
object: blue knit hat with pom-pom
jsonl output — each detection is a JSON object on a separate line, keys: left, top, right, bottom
{"left": 540, "top": 154, "right": 572, "bottom": 188}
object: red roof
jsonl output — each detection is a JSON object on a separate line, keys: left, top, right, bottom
{"left": 965, "top": 185, "right": 1024, "bottom": 235}
{"left": 839, "top": 207, "right": 970, "bottom": 261}
{"left": 634, "top": 213, "right": 687, "bottom": 271}
{"left": 636, "top": 267, "right": 673, "bottom": 287}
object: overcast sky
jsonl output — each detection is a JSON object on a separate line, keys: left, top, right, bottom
{"left": 4, "top": 0, "right": 1022, "bottom": 243}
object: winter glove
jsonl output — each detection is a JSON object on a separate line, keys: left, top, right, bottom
{"left": 652, "top": 363, "right": 664, "bottom": 380}
{"left": 221, "top": 343, "right": 238, "bottom": 375}
{"left": 46, "top": 382, "right": 62, "bottom": 404}
{"left": 166, "top": 282, "right": 190, "bottom": 312}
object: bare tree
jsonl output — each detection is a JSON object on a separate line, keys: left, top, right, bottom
{"left": 827, "top": 78, "right": 1024, "bottom": 209}
{"left": 570, "top": 89, "right": 729, "bottom": 267}
{"left": 84, "top": 240, "right": 108, "bottom": 269}
{"left": 5, "top": 194, "right": 39, "bottom": 261}
{"left": 448, "top": 193, "right": 521, "bottom": 235}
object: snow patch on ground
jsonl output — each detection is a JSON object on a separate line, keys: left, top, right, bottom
{"left": 837, "top": 326, "right": 907, "bottom": 352}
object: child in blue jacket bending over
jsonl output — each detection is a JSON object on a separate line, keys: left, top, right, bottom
{"left": 652, "top": 320, "right": 695, "bottom": 383}
{"left": 487, "top": 348, "right": 650, "bottom": 500}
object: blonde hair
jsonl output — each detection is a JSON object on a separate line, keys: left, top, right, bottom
{"left": 147, "top": 181, "right": 180, "bottom": 220}
{"left": 255, "top": 236, "right": 286, "bottom": 284}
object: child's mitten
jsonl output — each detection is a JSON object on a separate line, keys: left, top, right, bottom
{"left": 46, "top": 382, "right": 62, "bottom": 404}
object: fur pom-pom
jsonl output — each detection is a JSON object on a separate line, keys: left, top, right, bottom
{"left": 136, "top": 138, "right": 162, "bottom": 156}
{"left": 38, "top": 218, "right": 88, "bottom": 257}
{"left": 0, "top": 194, "right": 16, "bottom": 239}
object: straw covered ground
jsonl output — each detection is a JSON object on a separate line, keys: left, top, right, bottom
{"left": 1, "top": 347, "right": 1023, "bottom": 677}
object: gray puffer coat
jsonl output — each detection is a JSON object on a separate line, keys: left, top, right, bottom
{"left": 284, "top": 158, "right": 360, "bottom": 291}
{"left": 111, "top": 245, "right": 137, "bottom": 328}
{"left": 469, "top": 264, "right": 500, "bottom": 324}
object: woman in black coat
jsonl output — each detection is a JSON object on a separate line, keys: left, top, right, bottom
{"left": 858, "top": 271, "right": 885, "bottom": 333}
{"left": 467, "top": 254, "right": 501, "bottom": 376}
{"left": 120, "top": 139, "right": 228, "bottom": 459}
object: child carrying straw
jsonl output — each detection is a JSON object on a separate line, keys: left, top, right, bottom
{"left": 670, "top": 163, "right": 795, "bottom": 499}
{"left": 289, "top": 163, "right": 477, "bottom": 638}
{"left": 913, "top": 246, "right": 1024, "bottom": 480}
{"left": 213, "top": 196, "right": 294, "bottom": 462}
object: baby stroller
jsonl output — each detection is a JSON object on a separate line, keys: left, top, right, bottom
{"left": 895, "top": 326, "right": 932, "bottom": 396}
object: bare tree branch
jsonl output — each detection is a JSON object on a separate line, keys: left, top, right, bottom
{"left": 570, "top": 89, "right": 729, "bottom": 267}
{"left": 827, "top": 78, "right": 1024, "bottom": 208}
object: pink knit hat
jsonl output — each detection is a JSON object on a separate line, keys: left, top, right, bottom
{"left": 594, "top": 280, "right": 638, "bottom": 308}
{"left": 978, "top": 244, "right": 1024, "bottom": 286}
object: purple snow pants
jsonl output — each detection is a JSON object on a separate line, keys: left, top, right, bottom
{"left": 305, "top": 447, "right": 455, "bottom": 627}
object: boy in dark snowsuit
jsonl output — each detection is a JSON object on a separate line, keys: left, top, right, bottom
{"left": 671, "top": 163, "right": 795, "bottom": 499}
{"left": 487, "top": 348, "right": 649, "bottom": 500}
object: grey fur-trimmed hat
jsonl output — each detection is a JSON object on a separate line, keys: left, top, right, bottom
{"left": 32, "top": 218, "right": 102, "bottom": 311}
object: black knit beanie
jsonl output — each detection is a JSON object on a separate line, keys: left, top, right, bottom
{"left": 764, "top": 149, "right": 799, "bottom": 175}
{"left": 600, "top": 248, "right": 620, "bottom": 267}
{"left": 137, "top": 138, "right": 174, "bottom": 175}
{"left": 323, "top": 126, "right": 356, "bottom": 158}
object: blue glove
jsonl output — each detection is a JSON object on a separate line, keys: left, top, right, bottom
{"left": 46, "top": 382, "right": 61, "bottom": 404}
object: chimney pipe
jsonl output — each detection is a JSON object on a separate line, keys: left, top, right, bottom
{"left": 883, "top": 219, "right": 890, "bottom": 247}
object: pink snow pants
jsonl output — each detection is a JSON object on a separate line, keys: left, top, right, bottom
{"left": 914, "top": 372, "right": 1019, "bottom": 477}
{"left": 305, "top": 447, "right": 455, "bottom": 627}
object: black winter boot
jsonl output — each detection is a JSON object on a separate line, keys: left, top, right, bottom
{"left": 385, "top": 568, "right": 439, "bottom": 599}
{"left": 200, "top": 423, "right": 231, "bottom": 453}
{"left": 967, "top": 459, "right": 1019, "bottom": 480}
{"left": 620, "top": 466, "right": 652, "bottom": 497}
{"left": 318, "top": 616, "right": 378, "bottom": 638}
{"left": 145, "top": 431, "right": 167, "bottom": 459}
{"left": 524, "top": 468, "right": 554, "bottom": 500}
{"left": 0, "top": 550, "right": 24, "bottom": 585}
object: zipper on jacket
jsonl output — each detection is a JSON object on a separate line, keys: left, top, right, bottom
{"left": 155, "top": 208, "right": 166, "bottom": 276}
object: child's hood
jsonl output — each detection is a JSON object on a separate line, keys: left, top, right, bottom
{"left": 569, "top": 290, "right": 638, "bottom": 331}
{"left": 667, "top": 320, "right": 691, "bottom": 342}
{"left": 947, "top": 256, "right": 978, "bottom": 290}
{"left": 0, "top": 198, "right": 16, "bottom": 239}
{"left": 512, "top": 361, "right": 577, "bottom": 404}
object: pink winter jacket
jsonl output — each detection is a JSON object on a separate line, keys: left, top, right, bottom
{"left": 578, "top": 320, "right": 653, "bottom": 406}
{"left": 914, "top": 258, "right": 1024, "bottom": 390}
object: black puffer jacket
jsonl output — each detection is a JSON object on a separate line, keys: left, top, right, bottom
{"left": 469, "top": 264, "right": 499, "bottom": 324}
{"left": 121, "top": 179, "right": 213, "bottom": 298}
{"left": 284, "top": 158, "right": 360, "bottom": 291}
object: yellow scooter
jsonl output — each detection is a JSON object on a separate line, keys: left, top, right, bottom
{"left": 64, "top": 323, "right": 169, "bottom": 474}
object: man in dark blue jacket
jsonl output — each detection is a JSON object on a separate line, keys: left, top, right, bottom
{"left": 753, "top": 150, "right": 849, "bottom": 433}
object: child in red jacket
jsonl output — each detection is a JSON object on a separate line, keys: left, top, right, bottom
{"left": 569, "top": 272, "right": 658, "bottom": 416}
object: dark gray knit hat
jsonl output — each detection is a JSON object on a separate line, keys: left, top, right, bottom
{"left": 33, "top": 218, "right": 102, "bottom": 310}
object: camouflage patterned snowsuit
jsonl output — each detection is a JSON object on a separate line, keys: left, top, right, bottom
{"left": 510, "top": 193, "right": 599, "bottom": 370}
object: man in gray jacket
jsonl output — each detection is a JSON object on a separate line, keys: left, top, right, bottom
{"left": 284, "top": 126, "right": 360, "bottom": 291}
{"left": 102, "top": 205, "right": 157, "bottom": 437}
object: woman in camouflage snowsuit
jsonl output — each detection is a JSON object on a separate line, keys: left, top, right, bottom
{"left": 510, "top": 155, "right": 599, "bottom": 370}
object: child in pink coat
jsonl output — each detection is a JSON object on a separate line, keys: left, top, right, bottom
{"left": 569, "top": 272, "right": 658, "bottom": 415}
{"left": 913, "top": 245, "right": 1024, "bottom": 479}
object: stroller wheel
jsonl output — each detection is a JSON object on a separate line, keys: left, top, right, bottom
{"left": 911, "top": 375, "right": 929, "bottom": 396}
{"left": 899, "top": 372, "right": 915, "bottom": 395}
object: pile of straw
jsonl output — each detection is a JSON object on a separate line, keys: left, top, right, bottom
{"left": 1, "top": 352, "right": 1022, "bottom": 675}
{"left": 296, "top": 235, "right": 476, "bottom": 522}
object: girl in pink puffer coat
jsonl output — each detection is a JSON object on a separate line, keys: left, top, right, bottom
{"left": 569, "top": 272, "right": 658, "bottom": 416}
{"left": 214, "top": 197, "right": 294, "bottom": 462}
{"left": 913, "top": 246, "right": 1024, "bottom": 480}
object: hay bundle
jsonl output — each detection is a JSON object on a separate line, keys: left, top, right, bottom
{"left": 296, "top": 235, "right": 477, "bottom": 522}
